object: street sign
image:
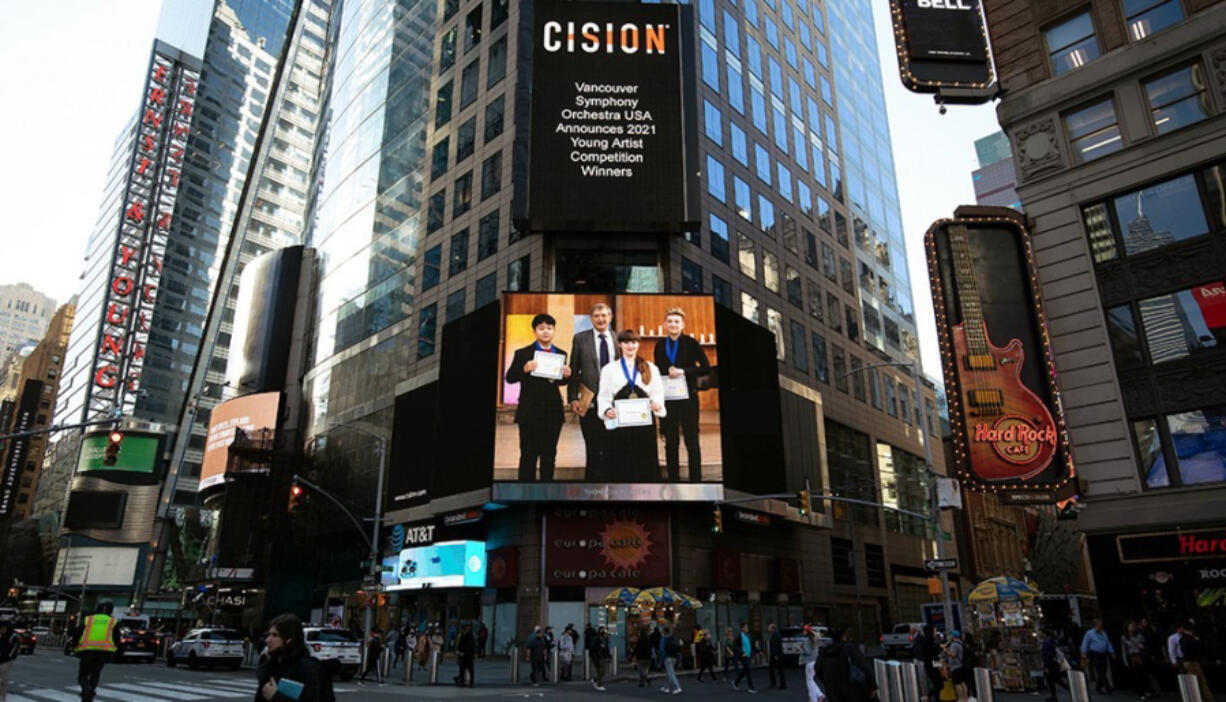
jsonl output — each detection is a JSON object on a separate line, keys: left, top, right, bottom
{"left": 925, "top": 558, "right": 958, "bottom": 571}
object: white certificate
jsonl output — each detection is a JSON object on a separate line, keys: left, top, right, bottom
{"left": 531, "top": 350, "right": 564, "bottom": 379}
{"left": 663, "top": 375, "right": 689, "bottom": 401}
{"left": 614, "top": 398, "right": 653, "bottom": 427}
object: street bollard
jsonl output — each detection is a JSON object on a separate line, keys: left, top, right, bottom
{"left": 429, "top": 649, "right": 440, "bottom": 684}
{"left": 509, "top": 646, "right": 519, "bottom": 683}
{"left": 876, "top": 660, "right": 894, "bottom": 702}
{"left": 901, "top": 660, "right": 922, "bottom": 702}
{"left": 551, "top": 646, "right": 560, "bottom": 683}
{"left": 973, "top": 668, "right": 994, "bottom": 702}
{"left": 716, "top": 641, "right": 723, "bottom": 668}
{"left": 1068, "top": 669, "right": 1090, "bottom": 702}
{"left": 691, "top": 643, "right": 698, "bottom": 671}
{"left": 611, "top": 645, "right": 618, "bottom": 677}
{"left": 381, "top": 648, "right": 391, "bottom": 680}
{"left": 887, "top": 661, "right": 906, "bottom": 702}
{"left": 1178, "top": 674, "right": 1204, "bottom": 702}
{"left": 584, "top": 649, "right": 592, "bottom": 680}
{"left": 404, "top": 651, "right": 412, "bottom": 682}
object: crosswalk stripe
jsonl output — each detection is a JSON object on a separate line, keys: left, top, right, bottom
{"left": 142, "top": 680, "right": 249, "bottom": 698}
{"left": 103, "top": 683, "right": 209, "bottom": 701}
{"left": 5, "top": 693, "right": 40, "bottom": 702}
{"left": 201, "top": 678, "right": 259, "bottom": 691}
{"left": 96, "top": 684, "right": 184, "bottom": 701}
{"left": 24, "top": 690, "right": 94, "bottom": 702}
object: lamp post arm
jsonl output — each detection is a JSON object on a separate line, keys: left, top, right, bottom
{"left": 292, "top": 474, "right": 374, "bottom": 552}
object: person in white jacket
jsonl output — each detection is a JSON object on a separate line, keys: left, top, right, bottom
{"left": 799, "top": 625, "right": 826, "bottom": 702}
{"left": 597, "top": 329, "right": 666, "bottom": 482}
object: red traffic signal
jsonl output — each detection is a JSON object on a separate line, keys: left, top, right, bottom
{"left": 103, "top": 431, "right": 124, "bottom": 466}
{"left": 288, "top": 483, "right": 304, "bottom": 513}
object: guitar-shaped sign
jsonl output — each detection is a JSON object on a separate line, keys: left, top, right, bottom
{"left": 949, "top": 225, "right": 1056, "bottom": 481}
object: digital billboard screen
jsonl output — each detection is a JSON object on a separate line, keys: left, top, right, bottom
{"left": 495, "top": 293, "right": 722, "bottom": 498}
{"left": 382, "top": 541, "right": 487, "bottom": 590}
{"left": 529, "top": 1, "right": 686, "bottom": 232}
{"left": 890, "top": 0, "right": 993, "bottom": 94}
{"left": 200, "top": 391, "right": 280, "bottom": 491}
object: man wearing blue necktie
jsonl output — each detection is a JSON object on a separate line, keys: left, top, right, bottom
{"left": 653, "top": 307, "right": 711, "bottom": 482}
{"left": 568, "top": 303, "right": 617, "bottom": 481}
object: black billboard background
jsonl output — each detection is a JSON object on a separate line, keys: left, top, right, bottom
{"left": 0, "top": 380, "right": 44, "bottom": 516}
{"left": 227, "top": 246, "right": 304, "bottom": 394}
{"left": 890, "top": 0, "right": 993, "bottom": 93}
{"left": 528, "top": 1, "right": 687, "bottom": 232}
{"left": 926, "top": 209, "right": 1074, "bottom": 495}
{"left": 714, "top": 304, "right": 786, "bottom": 496}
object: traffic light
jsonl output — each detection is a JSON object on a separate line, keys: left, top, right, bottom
{"left": 797, "top": 489, "right": 810, "bottom": 516}
{"left": 288, "top": 483, "right": 304, "bottom": 513}
{"left": 711, "top": 505, "right": 723, "bottom": 534}
{"left": 103, "top": 431, "right": 124, "bottom": 466}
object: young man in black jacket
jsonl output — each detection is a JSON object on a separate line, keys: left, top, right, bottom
{"left": 653, "top": 308, "right": 711, "bottom": 482}
{"left": 0, "top": 620, "right": 20, "bottom": 699}
{"left": 505, "top": 314, "right": 571, "bottom": 481}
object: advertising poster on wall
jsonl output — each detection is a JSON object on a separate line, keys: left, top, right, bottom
{"left": 199, "top": 391, "right": 281, "bottom": 491}
{"left": 925, "top": 209, "right": 1074, "bottom": 500}
{"left": 889, "top": 0, "right": 994, "bottom": 95}
{"left": 529, "top": 1, "right": 686, "bottom": 232}
{"left": 495, "top": 293, "right": 721, "bottom": 490}
{"left": 545, "top": 506, "right": 670, "bottom": 586}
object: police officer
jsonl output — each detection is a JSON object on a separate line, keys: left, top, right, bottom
{"left": 72, "top": 600, "right": 121, "bottom": 701}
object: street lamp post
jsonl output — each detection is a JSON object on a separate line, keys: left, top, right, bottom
{"left": 836, "top": 359, "right": 955, "bottom": 634}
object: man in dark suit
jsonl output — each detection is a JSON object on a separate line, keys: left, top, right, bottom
{"left": 653, "top": 307, "right": 711, "bottom": 482}
{"left": 505, "top": 313, "right": 571, "bottom": 481}
{"left": 567, "top": 302, "right": 616, "bottom": 481}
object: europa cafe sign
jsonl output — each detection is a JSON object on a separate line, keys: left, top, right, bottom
{"left": 93, "top": 52, "right": 199, "bottom": 414}
{"left": 925, "top": 209, "right": 1075, "bottom": 502}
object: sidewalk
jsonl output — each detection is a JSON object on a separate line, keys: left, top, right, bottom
{"left": 379, "top": 655, "right": 762, "bottom": 688}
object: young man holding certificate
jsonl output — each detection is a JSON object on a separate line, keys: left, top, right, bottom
{"left": 504, "top": 313, "right": 571, "bottom": 481}
{"left": 652, "top": 307, "right": 711, "bottom": 482}
{"left": 597, "top": 329, "right": 665, "bottom": 482}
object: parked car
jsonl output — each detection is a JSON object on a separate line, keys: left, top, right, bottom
{"left": 780, "top": 624, "right": 830, "bottom": 667}
{"left": 167, "top": 628, "right": 245, "bottom": 670}
{"left": 115, "top": 616, "right": 158, "bottom": 662}
{"left": 31, "top": 626, "right": 52, "bottom": 638}
{"left": 881, "top": 622, "right": 924, "bottom": 658}
{"left": 303, "top": 627, "right": 362, "bottom": 680}
{"left": 13, "top": 628, "right": 37, "bottom": 654}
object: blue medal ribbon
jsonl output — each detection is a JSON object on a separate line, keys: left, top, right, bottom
{"left": 665, "top": 337, "right": 679, "bottom": 366}
{"left": 619, "top": 357, "right": 638, "bottom": 391}
{"left": 533, "top": 341, "right": 557, "bottom": 354}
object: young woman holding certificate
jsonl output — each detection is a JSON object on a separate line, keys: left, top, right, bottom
{"left": 597, "top": 329, "right": 666, "bottom": 482}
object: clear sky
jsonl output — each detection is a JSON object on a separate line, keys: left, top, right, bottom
{"left": 0, "top": 0, "right": 1002, "bottom": 383}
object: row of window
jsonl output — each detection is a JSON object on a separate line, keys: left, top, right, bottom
{"left": 435, "top": 35, "right": 507, "bottom": 129}
{"left": 426, "top": 149, "right": 503, "bottom": 232}
{"left": 422, "top": 208, "right": 507, "bottom": 290}
{"left": 417, "top": 254, "right": 528, "bottom": 358}
{"left": 1134, "top": 403, "right": 1226, "bottom": 489}
{"left": 1042, "top": 0, "right": 1186, "bottom": 77}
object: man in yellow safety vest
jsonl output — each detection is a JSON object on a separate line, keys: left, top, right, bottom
{"left": 72, "top": 600, "right": 121, "bottom": 701}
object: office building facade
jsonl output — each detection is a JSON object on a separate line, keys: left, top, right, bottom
{"left": 982, "top": 0, "right": 1226, "bottom": 652}
{"left": 0, "top": 284, "right": 57, "bottom": 364}
{"left": 971, "top": 132, "right": 1021, "bottom": 210}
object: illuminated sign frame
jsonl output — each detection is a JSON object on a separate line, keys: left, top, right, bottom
{"left": 889, "top": 0, "right": 995, "bottom": 95}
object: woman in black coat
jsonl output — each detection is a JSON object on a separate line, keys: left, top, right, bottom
{"left": 817, "top": 628, "right": 878, "bottom": 702}
{"left": 255, "top": 614, "right": 334, "bottom": 702}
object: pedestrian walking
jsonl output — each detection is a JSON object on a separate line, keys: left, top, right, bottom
{"left": 257, "top": 613, "right": 335, "bottom": 702}
{"left": 732, "top": 621, "right": 758, "bottom": 693}
{"left": 1080, "top": 619, "right": 1114, "bottom": 694}
{"left": 416, "top": 627, "right": 432, "bottom": 671}
{"left": 817, "top": 628, "right": 876, "bottom": 702}
{"left": 454, "top": 623, "right": 475, "bottom": 687}
{"left": 544, "top": 626, "right": 555, "bottom": 677}
{"left": 695, "top": 626, "right": 717, "bottom": 682}
{"left": 528, "top": 626, "right": 549, "bottom": 685}
{"left": 1179, "top": 622, "right": 1214, "bottom": 702}
{"left": 0, "top": 620, "right": 20, "bottom": 700}
{"left": 1041, "top": 630, "right": 1071, "bottom": 701}
{"left": 1121, "top": 620, "right": 1149, "bottom": 699}
{"left": 558, "top": 624, "right": 576, "bottom": 681}
{"left": 799, "top": 625, "right": 825, "bottom": 702}
{"left": 722, "top": 627, "right": 737, "bottom": 682}
{"left": 591, "top": 626, "right": 612, "bottom": 691}
{"left": 635, "top": 625, "right": 654, "bottom": 687}
{"left": 358, "top": 628, "right": 385, "bottom": 685}
{"left": 392, "top": 626, "right": 407, "bottom": 669}
{"left": 944, "top": 630, "right": 972, "bottom": 702}
{"left": 476, "top": 619, "right": 489, "bottom": 658}
{"left": 660, "top": 625, "right": 683, "bottom": 694}
{"left": 767, "top": 622, "right": 787, "bottom": 690}
{"left": 912, "top": 625, "right": 944, "bottom": 702}
{"left": 650, "top": 624, "right": 663, "bottom": 671}
{"left": 71, "top": 600, "right": 122, "bottom": 702}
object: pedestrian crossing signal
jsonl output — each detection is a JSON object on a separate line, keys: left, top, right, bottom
{"left": 103, "top": 431, "right": 124, "bottom": 466}
{"left": 712, "top": 505, "right": 723, "bottom": 534}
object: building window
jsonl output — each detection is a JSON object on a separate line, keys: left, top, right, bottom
{"left": 1105, "top": 304, "right": 1144, "bottom": 369}
{"left": 839, "top": 257, "right": 854, "bottom": 294}
{"left": 706, "top": 155, "right": 727, "bottom": 202}
{"left": 460, "top": 59, "right": 480, "bottom": 108}
{"left": 1134, "top": 418, "right": 1168, "bottom": 488}
{"left": 821, "top": 242, "right": 837, "bottom": 282}
{"left": 1144, "top": 63, "right": 1211, "bottom": 135}
{"left": 759, "top": 196, "right": 775, "bottom": 236}
{"left": 734, "top": 177, "right": 752, "bottom": 222}
{"left": 850, "top": 356, "right": 866, "bottom": 401}
{"left": 475, "top": 272, "right": 497, "bottom": 307}
{"left": 791, "top": 320, "right": 809, "bottom": 372}
{"left": 481, "top": 151, "right": 502, "bottom": 200}
{"left": 436, "top": 80, "right": 453, "bottom": 126}
{"left": 422, "top": 244, "right": 442, "bottom": 290}
{"left": 431, "top": 138, "right": 449, "bottom": 180}
{"left": 682, "top": 257, "right": 704, "bottom": 293}
{"left": 457, "top": 117, "right": 476, "bottom": 161}
{"left": 453, "top": 171, "right": 473, "bottom": 217}
{"left": 1123, "top": 0, "right": 1184, "bottom": 40}
{"left": 487, "top": 35, "right": 507, "bottom": 87}
{"left": 754, "top": 143, "right": 771, "bottom": 184}
{"left": 478, "top": 210, "right": 499, "bottom": 260}
{"left": 427, "top": 192, "right": 446, "bottom": 232}
{"left": 763, "top": 251, "right": 780, "bottom": 293}
{"left": 713, "top": 275, "right": 731, "bottom": 308}
{"left": 507, "top": 255, "right": 529, "bottom": 291}
{"left": 845, "top": 304, "right": 859, "bottom": 342}
{"left": 1138, "top": 405, "right": 1226, "bottom": 488}
{"left": 731, "top": 122, "right": 748, "bottom": 164}
{"left": 446, "top": 288, "right": 467, "bottom": 322}
{"left": 741, "top": 291, "right": 760, "bottom": 323}
{"left": 439, "top": 27, "right": 457, "bottom": 72}
{"left": 832, "top": 345, "right": 847, "bottom": 392}
{"left": 865, "top": 544, "right": 886, "bottom": 587}
{"left": 786, "top": 266, "right": 802, "bottom": 308}
{"left": 449, "top": 229, "right": 469, "bottom": 275}
{"left": 1064, "top": 98, "right": 1123, "bottom": 163}
{"left": 812, "top": 332, "right": 828, "bottom": 382}
{"left": 1137, "top": 280, "right": 1224, "bottom": 364}
{"left": 704, "top": 100, "right": 722, "bottom": 145}
{"left": 869, "top": 368, "right": 882, "bottom": 409}
{"left": 465, "top": 5, "right": 483, "bottom": 52}
{"left": 827, "top": 292, "right": 842, "bottom": 333}
{"left": 884, "top": 375, "right": 898, "bottom": 417}
{"left": 443, "top": 0, "right": 458, "bottom": 20}
{"left": 490, "top": 0, "right": 508, "bottom": 28}
{"left": 737, "top": 232, "right": 757, "bottom": 279}
{"left": 808, "top": 281, "right": 823, "bottom": 322}
{"left": 831, "top": 537, "right": 855, "bottom": 585}
{"left": 767, "top": 308, "right": 785, "bottom": 360}
{"left": 1043, "top": 10, "right": 1099, "bottom": 76}
{"left": 484, "top": 96, "right": 505, "bottom": 142}
{"left": 1113, "top": 173, "right": 1208, "bottom": 257}
{"left": 710, "top": 214, "right": 730, "bottom": 263}
{"left": 418, "top": 303, "right": 438, "bottom": 357}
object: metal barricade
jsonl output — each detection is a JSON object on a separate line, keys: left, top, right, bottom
{"left": 429, "top": 649, "right": 440, "bottom": 684}
{"left": 1178, "top": 673, "right": 1204, "bottom": 702}
{"left": 911, "top": 660, "right": 929, "bottom": 700}
{"left": 876, "top": 660, "right": 894, "bottom": 702}
{"left": 509, "top": 646, "right": 519, "bottom": 683}
{"left": 584, "top": 649, "right": 591, "bottom": 680}
{"left": 551, "top": 646, "right": 560, "bottom": 683}
{"left": 900, "top": 659, "right": 923, "bottom": 702}
{"left": 1069, "top": 669, "right": 1091, "bottom": 702}
{"left": 886, "top": 661, "right": 906, "bottom": 702}
{"left": 974, "top": 668, "right": 994, "bottom": 702}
